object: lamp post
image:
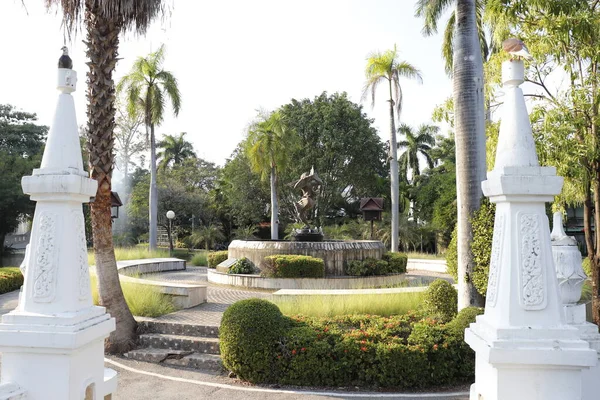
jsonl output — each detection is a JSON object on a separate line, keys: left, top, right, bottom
{"left": 166, "top": 210, "right": 175, "bottom": 257}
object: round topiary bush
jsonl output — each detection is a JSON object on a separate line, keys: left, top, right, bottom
{"left": 423, "top": 279, "right": 458, "bottom": 322}
{"left": 220, "top": 299, "right": 286, "bottom": 383}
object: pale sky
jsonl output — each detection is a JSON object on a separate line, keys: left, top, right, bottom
{"left": 0, "top": 0, "right": 452, "bottom": 168}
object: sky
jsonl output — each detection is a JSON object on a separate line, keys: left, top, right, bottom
{"left": 0, "top": 0, "right": 452, "bottom": 168}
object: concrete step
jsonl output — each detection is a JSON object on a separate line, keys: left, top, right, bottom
{"left": 139, "top": 333, "right": 220, "bottom": 354}
{"left": 138, "top": 320, "right": 219, "bottom": 338}
{"left": 125, "top": 348, "right": 222, "bottom": 371}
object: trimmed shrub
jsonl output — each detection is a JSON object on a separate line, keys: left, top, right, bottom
{"left": 345, "top": 258, "right": 389, "bottom": 276}
{"left": 583, "top": 257, "right": 592, "bottom": 277}
{"left": 445, "top": 307, "right": 484, "bottom": 379}
{"left": 445, "top": 227, "right": 458, "bottom": 281}
{"left": 228, "top": 257, "right": 255, "bottom": 274}
{"left": 423, "top": 279, "right": 458, "bottom": 322}
{"left": 220, "top": 299, "right": 287, "bottom": 383}
{"left": 445, "top": 198, "right": 495, "bottom": 297}
{"left": 262, "top": 255, "right": 324, "bottom": 278}
{"left": 207, "top": 250, "right": 228, "bottom": 268}
{"left": 0, "top": 267, "right": 23, "bottom": 294}
{"left": 383, "top": 252, "right": 408, "bottom": 273}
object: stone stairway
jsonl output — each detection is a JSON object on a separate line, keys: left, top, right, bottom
{"left": 125, "top": 321, "right": 222, "bottom": 371}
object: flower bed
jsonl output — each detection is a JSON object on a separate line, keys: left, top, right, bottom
{"left": 220, "top": 298, "right": 482, "bottom": 388}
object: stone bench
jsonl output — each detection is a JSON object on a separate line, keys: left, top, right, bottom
{"left": 117, "top": 258, "right": 186, "bottom": 276}
{"left": 114, "top": 258, "right": 206, "bottom": 309}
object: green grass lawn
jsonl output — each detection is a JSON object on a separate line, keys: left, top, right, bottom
{"left": 271, "top": 291, "right": 425, "bottom": 318}
{"left": 87, "top": 247, "right": 209, "bottom": 266}
{"left": 89, "top": 274, "right": 176, "bottom": 317}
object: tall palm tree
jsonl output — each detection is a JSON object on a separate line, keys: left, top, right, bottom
{"left": 362, "top": 45, "right": 422, "bottom": 253}
{"left": 397, "top": 123, "right": 438, "bottom": 182}
{"left": 417, "top": 0, "right": 486, "bottom": 309}
{"left": 118, "top": 44, "right": 181, "bottom": 251}
{"left": 245, "top": 111, "right": 295, "bottom": 240}
{"left": 157, "top": 132, "right": 196, "bottom": 170}
{"left": 44, "top": 0, "right": 167, "bottom": 353}
{"left": 415, "top": 0, "right": 491, "bottom": 75}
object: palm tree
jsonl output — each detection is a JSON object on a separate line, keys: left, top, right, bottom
{"left": 362, "top": 45, "right": 422, "bottom": 253}
{"left": 415, "top": 0, "right": 491, "bottom": 75}
{"left": 44, "top": 0, "right": 167, "bottom": 353}
{"left": 157, "top": 132, "right": 196, "bottom": 170}
{"left": 118, "top": 44, "right": 181, "bottom": 251}
{"left": 190, "top": 224, "right": 225, "bottom": 251}
{"left": 417, "top": 0, "right": 486, "bottom": 309}
{"left": 245, "top": 111, "right": 295, "bottom": 240}
{"left": 397, "top": 124, "right": 438, "bottom": 182}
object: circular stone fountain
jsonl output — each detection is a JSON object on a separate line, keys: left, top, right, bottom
{"left": 227, "top": 239, "right": 385, "bottom": 276}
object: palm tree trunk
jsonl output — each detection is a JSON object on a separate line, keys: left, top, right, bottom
{"left": 270, "top": 166, "right": 279, "bottom": 240}
{"left": 149, "top": 122, "right": 158, "bottom": 250}
{"left": 454, "top": 0, "right": 486, "bottom": 309}
{"left": 85, "top": 1, "right": 137, "bottom": 353}
{"left": 388, "top": 83, "right": 399, "bottom": 253}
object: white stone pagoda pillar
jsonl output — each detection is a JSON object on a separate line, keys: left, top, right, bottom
{"left": 0, "top": 65, "right": 117, "bottom": 399}
{"left": 465, "top": 60, "right": 597, "bottom": 400}
{"left": 551, "top": 213, "right": 600, "bottom": 400}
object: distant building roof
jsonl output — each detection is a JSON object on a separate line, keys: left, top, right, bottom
{"left": 359, "top": 198, "right": 384, "bottom": 211}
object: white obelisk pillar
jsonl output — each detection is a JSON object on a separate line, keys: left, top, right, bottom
{"left": 551, "top": 212, "right": 600, "bottom": 400}
{"left": 0, "top": 64, "right": 117, "bottom": 399}
{"left": 465, "top": 60, "right": 597, "bottom": 400}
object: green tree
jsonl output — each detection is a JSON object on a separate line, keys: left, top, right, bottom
{"left": 157, "top": 132, "right": 196, "bottom": 170}
{"left": 45, "top": 0, "right": 168, "bottom": 353}
{"left": 0, "top": 105, "right": 46, "bottom": 256}
{"left": 279, "top": 92, "right": 386, "bottom": 223}
{"left": 245, "top": 111, "right": 296, "bottom": 240}
{"left": 216, "top": 146, "right": 270, "bottom": 230}
{"left": 118, "top": 44, "right": 181, "bottom": 251}
{"left": 362, "top": 46, "right": 422, "bottom": 252}
{"left": 397, "top": 123, "right": 438, "bottom": 182}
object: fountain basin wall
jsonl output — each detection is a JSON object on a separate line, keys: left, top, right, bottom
{"left": 228, "top": 239, "right": 385, "bottom": 276}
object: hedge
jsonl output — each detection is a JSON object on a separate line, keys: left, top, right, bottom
{"left": 261, "top": 255, "right": 324, "bottom": 278}
{"left": 221, "top": 299, "right": 482, "bottom": 388}
{"left": 0, "top": 267, "right": 24, "bottom": 294}
{"left": 345, "top": 258, "right": 389, "bottom": 276}
{"left": 383, "top": 252, "right": 408, "bottom": 273}
{"left": 207, "top": 251, "right": 228, "bottom": 268}
{"left": 446, "top": 197, "right": 495, "bottom": 297}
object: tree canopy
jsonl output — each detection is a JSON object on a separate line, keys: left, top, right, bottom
{"left": 0, "top": 105, "right": 47, "bottom": 253}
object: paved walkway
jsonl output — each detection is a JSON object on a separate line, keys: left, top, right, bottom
{"left": 139, "top": 266, "right": 272, "bottom": 326}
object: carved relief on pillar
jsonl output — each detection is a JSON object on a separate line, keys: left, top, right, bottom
{"left": 33, "top": 212, "right": 59, "bottom": 302}
{"left": 72, "top": 210, "right": 90, "bottom": 300}
{"left": 518, "top": 213, "right": 547, "bottom": 310}
{"left": 486, "top": 214, "right": 505, "bottom": 307}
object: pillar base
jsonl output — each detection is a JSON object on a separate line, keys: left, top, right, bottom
{"left": 466, "top": 317, "right": 597, "bottom": 400}
{"left": 0, "top": 306, "right": 116, "bottom": 400}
